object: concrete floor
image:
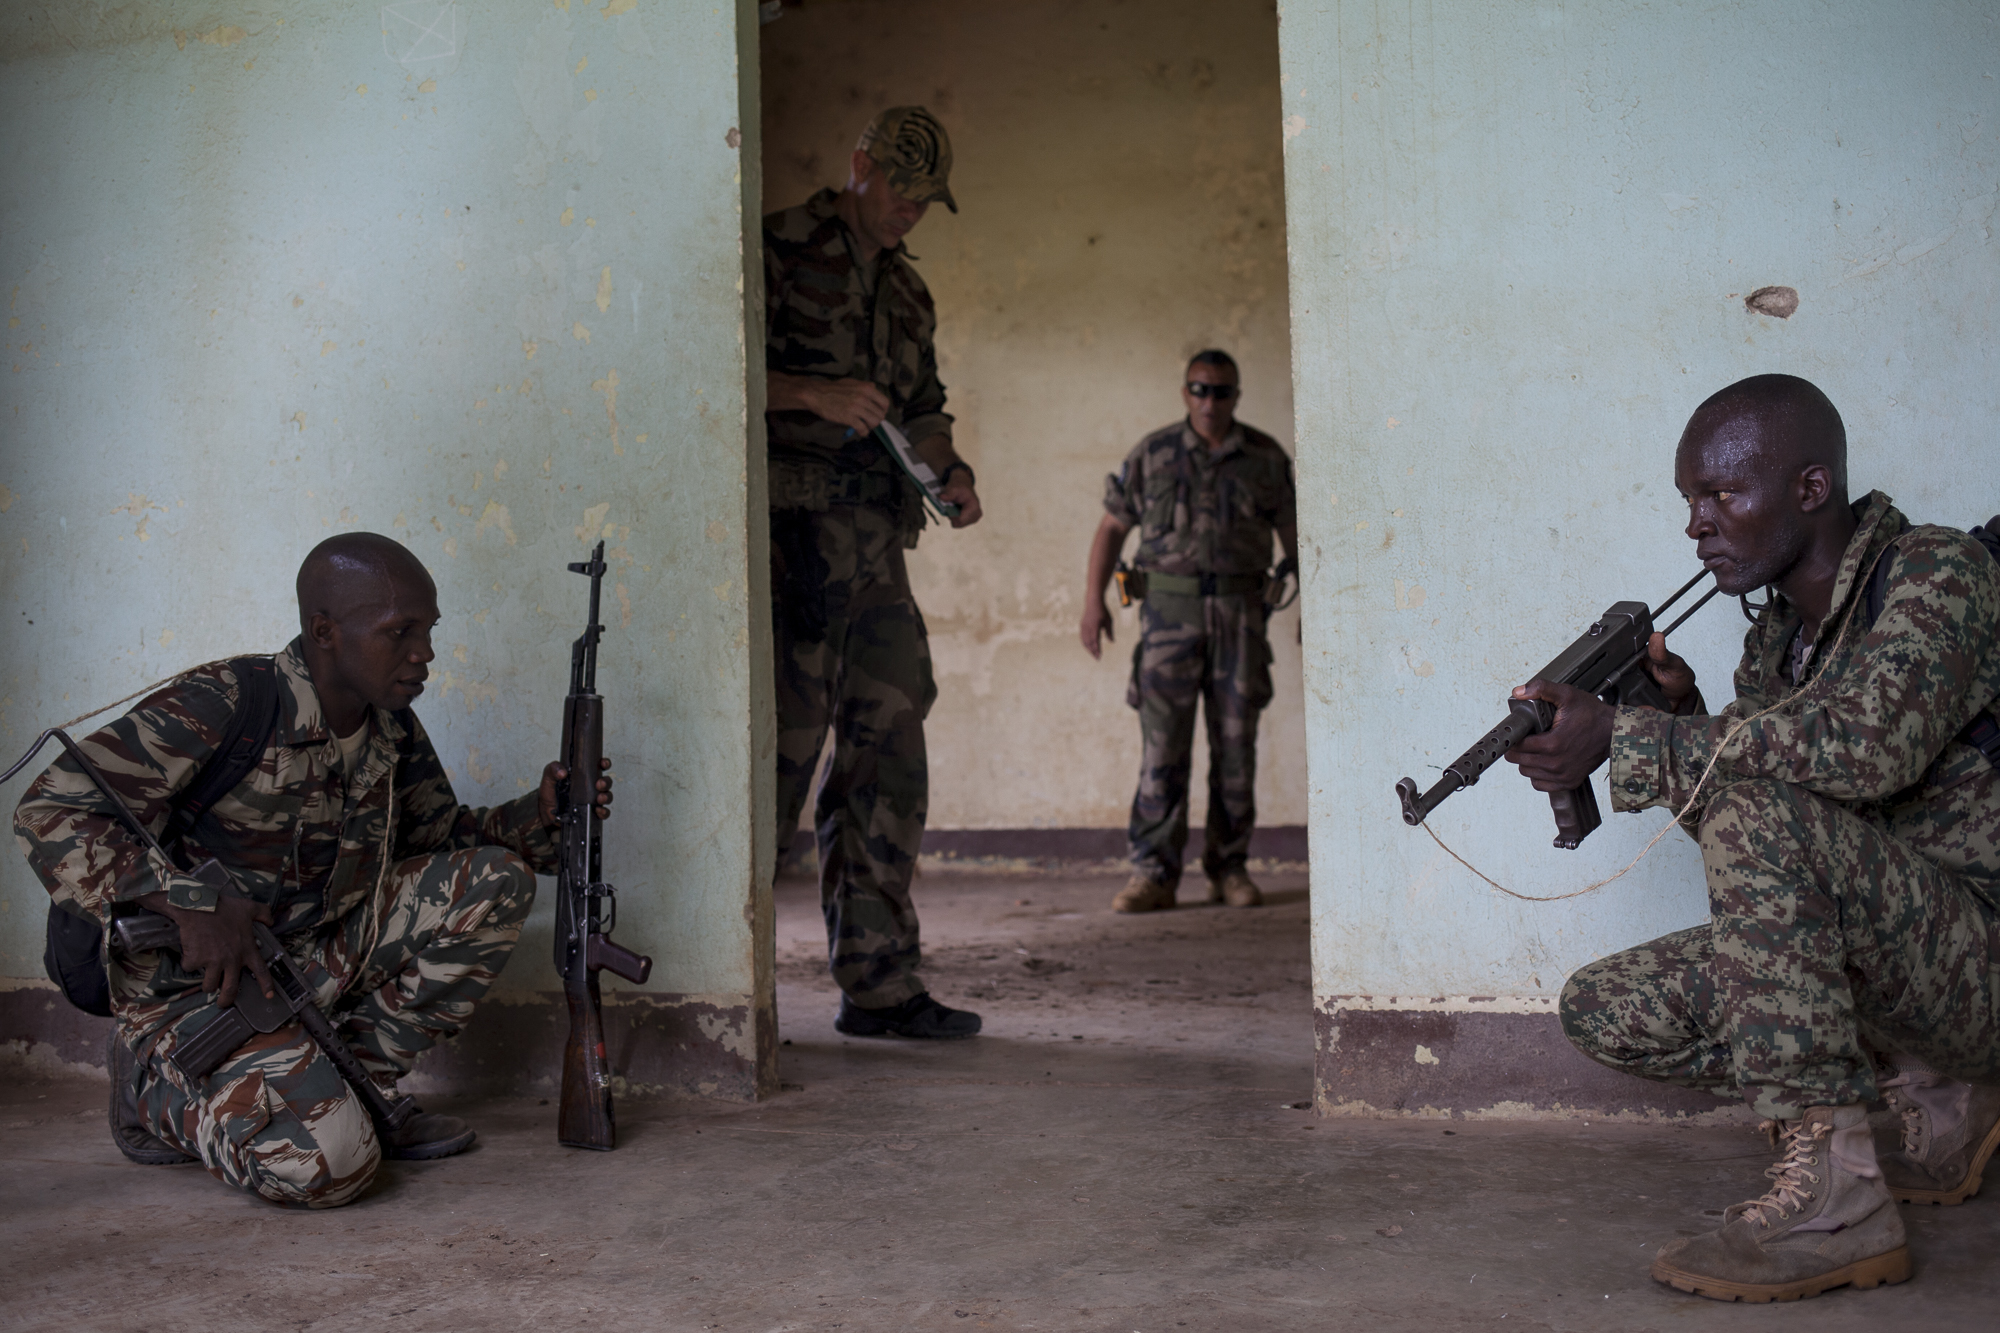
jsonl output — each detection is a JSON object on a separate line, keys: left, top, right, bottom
{"left": 4, "top": 868, "right": 1997, "bottom": 1332}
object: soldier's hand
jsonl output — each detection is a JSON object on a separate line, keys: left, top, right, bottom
{"left": 803, "top": 378, "right": 891, "bottom": 435}
{"left": 941, "top": 477, "right": 982, "bottom": 528}
{"left": 138, "top": 890, "right": 275, "bottom": 1010}
{"left": 1641, "top": 632, "right": 1700, "bottom": 714}
{"left": 540, "top": 757, "right": 614, "bottom": 828}
{"left": 1080, "top": 599, "right": 1115, "bottom": 659}
{"left": 1503, "top": 680, "right": 1615, "bottom": 792}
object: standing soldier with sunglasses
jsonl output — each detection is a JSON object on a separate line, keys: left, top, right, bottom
{"left": 1079, "top": 351, "right": 1299, "bottom": 913}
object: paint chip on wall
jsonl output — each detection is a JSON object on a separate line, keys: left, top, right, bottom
{"left": 475, "top": 500, "right": 517, "bottom": 546}
{"left": 1745, "top": 285, "right": 1799, "bottom": 319}
{"left": 596, "top": 266, "right": 613, "bottom": 312}
{"left": 1414, "top": 1045, "right": 1440, "bottom": 1065}
{"left": 572, "top": 322, "right": 591, "bottom": 343}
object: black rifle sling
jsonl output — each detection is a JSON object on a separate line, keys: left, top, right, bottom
{"left": 161, "top": 656, "right": 281, "bottom": 859}
{"left": 40, "top": 656, "right": 281, "bottom": 1016}
{"left": 1859, "top": 522, "right": 2000, "bottom": 777}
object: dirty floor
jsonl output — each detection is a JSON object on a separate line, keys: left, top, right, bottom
{"left": 4, "top": 869, "right": 1997, "bottom": 1331}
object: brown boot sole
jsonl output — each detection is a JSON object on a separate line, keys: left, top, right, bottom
{"left": 1651, "top": 1246, "right": 1912, "bottom": 1302}
{"left": 1894, "top": 1115, "right": 2000, "bottom": 1206}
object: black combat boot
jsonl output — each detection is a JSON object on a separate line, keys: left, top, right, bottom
{"left": 107, "top": 1031, "right": 197, "bottom": 1166}
{"left": 835, "top": 992, "right": 982, "bottom": 1040}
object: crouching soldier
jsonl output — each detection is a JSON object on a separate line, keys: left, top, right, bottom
{"left": 12, "top": 532, "right": 611, "bottom": 1208}
{"left": 1507, "top": 375, "right": 2000, "bottom": 1300}
{"left": 1079, "top": 350, "right": 1298, "bottom": 913}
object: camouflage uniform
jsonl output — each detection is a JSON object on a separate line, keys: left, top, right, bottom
{"left": 765, "top": 188, "right": 950, "bottom": 1006}
{"left": 1104, "top": 421, "right": 1296, "bottom": 887}
{"left": 1562, "top": 493, "right": 2000, "bottom": 1119}
{"left": 14, "top": 642, "right": 554, "bottom": 1206}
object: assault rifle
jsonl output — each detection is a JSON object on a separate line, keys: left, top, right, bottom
{"left": 0, "top": 727, "right": 415, "bottom": 1135}
{"left": 554, "top": 541, "right": 652, "bottom": 1151}
{"left": 1395, "top": 571, "right": 1720, "bottom": 849}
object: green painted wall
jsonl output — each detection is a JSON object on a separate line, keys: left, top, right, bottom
{"left": 1279, "top": 1, "right": 1997, "bottom": 1013}
{"left": 0, "top": 1, "right": 774, "bottom": 1091}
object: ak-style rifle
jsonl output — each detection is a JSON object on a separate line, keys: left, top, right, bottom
{"left": 554, "top": 541, "right": 652, "bottom": 1151}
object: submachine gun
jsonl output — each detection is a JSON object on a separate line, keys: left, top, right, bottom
{"left": 554, "top": 541, "right": 652, "bottom": 1151}
{"left": 1395, "top": 571, "right": 1719, "bottom": 850}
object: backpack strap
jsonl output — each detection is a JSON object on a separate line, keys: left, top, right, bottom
{"left": 161, "top": 655, "right": 281, "bottom": 852}
{"left": 1862, "top": 541, "right": 1898, "bottom": 631}
{"left": 1864, "top": 523, "right": 2000, "bottom": 778}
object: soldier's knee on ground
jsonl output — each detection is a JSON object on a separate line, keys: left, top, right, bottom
{"left": 238, "top": 1087, "right": 380, "bottom": 1209}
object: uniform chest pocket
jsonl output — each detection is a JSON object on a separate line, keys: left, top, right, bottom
{"left": 1142, "top": 469, "right": 1182, "bottom": 534}
{"left": 1224, "top": 471, "right": 1274, "bottom": 527}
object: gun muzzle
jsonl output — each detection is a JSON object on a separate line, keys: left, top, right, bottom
{"left": 1395, "top": 700, "right": 1548, "bottom": 827}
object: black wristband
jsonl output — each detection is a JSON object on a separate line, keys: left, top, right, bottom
{"left": 939, "top": 461, "right": 975, "bottom": 490}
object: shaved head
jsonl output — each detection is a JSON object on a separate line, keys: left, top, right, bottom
{"left": 297, "top": 532, "right": 434, "bottom": 630}
{"left": 1674, "top": 374, "right": 1858, "bottom": 604}
{"left": 1682, "top": 374, "right": 1848, "bottom": 503}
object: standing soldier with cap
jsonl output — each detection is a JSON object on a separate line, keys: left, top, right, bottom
{"left": 763, "top": 107, "right": 984, "bottom": 1038}
{"left": 1079, "top": 351, "right": 1298, "bottom": 913}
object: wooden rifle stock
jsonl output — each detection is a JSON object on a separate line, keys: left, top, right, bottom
{"left": 555, "top": 542, "right": 652, "bottom": 1152}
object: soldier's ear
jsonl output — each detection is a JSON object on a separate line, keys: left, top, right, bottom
{"left": 305, "top": 610, "right": 340, "bottom": 652}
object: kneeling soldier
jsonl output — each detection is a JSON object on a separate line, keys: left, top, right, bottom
{"left": 1080, "top": 350, "right": 1298, "bottom": 913}
{"left": 1508, "top": 375, "right": 2000, "bottom": 1300}
{"left": 13, "top": 532, "right": 611, "bottom": 1208}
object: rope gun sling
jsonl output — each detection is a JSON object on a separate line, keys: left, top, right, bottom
{"left": 4, "top": 656, "right": 416, "bottom": 1136}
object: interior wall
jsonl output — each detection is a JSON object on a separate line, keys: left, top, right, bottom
{"left": 0, "top": 0, "right": 776, "bottom": 1099}
{"left": 760, "top": 0, "right": 1303, "bottom": 835}
{"left": 1280, "top": 1, "right": 1998, "bottom": 1114}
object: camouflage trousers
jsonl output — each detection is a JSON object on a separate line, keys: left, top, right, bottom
{"left": 128, "top": 845, "right": 535, "bottom": 1207}
{"left": 1561, "top": 778, "right": 2000, "bottom": 1120}
{"left": 1126, "top": 591, "right": 1273, "bottom": 885}
{"left": 772, "top": 504, "right": 936, "bottom": 1007}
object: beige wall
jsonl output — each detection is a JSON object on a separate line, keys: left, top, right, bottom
{"left": 760, "top": 0, "right": 1302, "bottom": 832}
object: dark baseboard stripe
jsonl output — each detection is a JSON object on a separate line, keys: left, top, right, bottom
{"left": 783, "top": 824, "right": 1309, "bottom": 871}
{"left": 1315, "top": 1002, "right": 1745, "bottom": 1119}
{"left": 0, "top": 984, "right": 769, "bottom": 1102}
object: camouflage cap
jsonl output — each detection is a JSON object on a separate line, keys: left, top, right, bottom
{"left": 857, "top": 106, "right": 957, "bottom": 214}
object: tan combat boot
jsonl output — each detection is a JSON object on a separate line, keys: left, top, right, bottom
{"left": 1111, "top": 875, "right": 1175, "bottom": 913}
{"left": 1213, "top": 870, "right": 1263, "bottom": 908}
{"left": 1650, "top": 1105, "right": 1910, "bottom": 1302}
{"left": 1879, "top": 1056, "right": 2000, "bottom": 1206}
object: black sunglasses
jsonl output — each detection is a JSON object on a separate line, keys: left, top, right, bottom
{"left": 1185, "top": 382, "right": 1239, "bottom": 400}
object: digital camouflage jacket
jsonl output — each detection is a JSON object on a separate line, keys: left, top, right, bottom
{"left": 1609, "top": 491, "right": 2000, "bottom": 892}
{"left": 1103, "top": 420, "right": 1298, "bottom": 578}
{"left": 13, "top": 640, "right": 558, "bottom": 1040}
{"left": 763, "top": 188, "right": 951, "bottom": 540}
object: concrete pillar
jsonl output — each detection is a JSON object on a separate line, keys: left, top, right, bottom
{"left": 1278, "top": 0, "right": 1998, "bottom": 1117}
